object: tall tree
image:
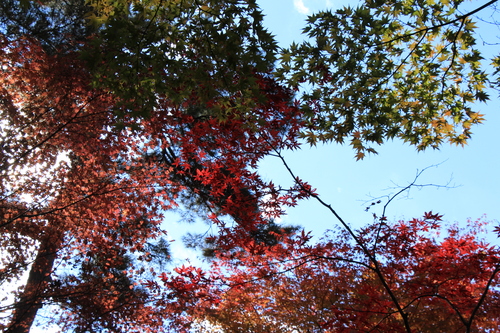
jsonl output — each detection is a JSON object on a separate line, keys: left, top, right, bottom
{"left": 0, "top": 32, "right": 302, "bottom": 332}
{"left": 0, "top": 1, "right": 292, "bottom": 331}
{"left": 0, "top": 35, "right": 170, "bottom": 332}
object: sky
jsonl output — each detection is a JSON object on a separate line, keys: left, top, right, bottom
{"left": 158, "top": 0, "right": 500, "bottom": 268}
{"left": 21, "top": 0, "right": 500, "bottom": 331}
{"left": 253, "top": 0, "right": 500, "bottom": 242}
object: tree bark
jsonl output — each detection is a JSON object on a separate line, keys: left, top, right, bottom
{"left": 6, "top": 229, "right": 62, "bottom": 333}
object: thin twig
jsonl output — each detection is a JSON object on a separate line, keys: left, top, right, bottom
{"left": 375, "top": 0, "right": 498, "bottom": 47}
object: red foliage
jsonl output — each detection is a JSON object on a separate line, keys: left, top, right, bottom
{"left": 186, "top": 215, "right": 500, "bottom": 332}
{"left": 0, "top": 35, "right": 305, "bottom": 332}
{"left": 3, "top": 30, "right": 497, "bottom": 333}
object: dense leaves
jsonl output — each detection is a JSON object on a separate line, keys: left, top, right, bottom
{"left": 190, "top": 215, "right": 500, "bottom": 332}
{"left": 0, "top": 34, "right": 303, "bottom": 332}
{"left": 1, "top": 0, "right": 499, "bottom": 332}
{"left": 277, "top": 0, "right": 493, "bottom": 159}
{"left": 0, "top": 35, "right": 170, "bottom": 332}
{"left": 82, "top": 0, "right": 279, "bottom": 119}
{"left": 0, "top": 0, "right": 94, "bottom": 53}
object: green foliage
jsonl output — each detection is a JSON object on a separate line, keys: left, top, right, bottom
{"left": 249, "top": 221, "right": 301, "bottom": 246}
{"left": 276, "top": 0, "right": 490, "bottom": 159}
{"left": 144, "top": 237, "right": 172, "bottom": 266}
{"left": 1, "top": 0, "right": 499, "bottom": 331}
{"left": 4, "top": 0, "right": 494, "bottom": 156}
{"left": 492, "top": 54, "right": 500, "bottom": 93}
{"left": 81, "top": 0, "right": 278, "bottom": 119}
{"left": 0, "top": 0, "right": 95, "bottom": 53}
{"left": 183, "top": 221, "right": 300, "bottom": 259}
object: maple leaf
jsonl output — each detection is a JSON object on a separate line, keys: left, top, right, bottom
{"left": 493, "top": 225, "right": 500, "bottom": 237}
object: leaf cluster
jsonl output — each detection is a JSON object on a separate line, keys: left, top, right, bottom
{"left": 81, "top": 0, "right": 279, "bottom": 119}
{"left": 192, "top": 216, "right": 500, "bottom": 332}
{"left": 277, "top": 0, "right": 490, "bottom": 159}
{"left": 0, "top": 0, "right": 95, "bottom": 53}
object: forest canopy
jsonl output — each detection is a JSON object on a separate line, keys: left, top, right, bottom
{"left": 1, "top": 0, "right": 499, "bottom": 332}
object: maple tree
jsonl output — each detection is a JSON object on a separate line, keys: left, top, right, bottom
{"left": 277, "top": 0, "right": 495, "bottom": 159}
{"left": 5, "top": 0, "right": 494, "bottom": 144}
{"left": 184, "top": 215, "right": 500, "bottom": 333}
{"left": 0, "top": 31, "right": 302, "bottom": 332}
{"left": 0, "top": 0, "right": 95, "bottom": 53}
{"left": 79, "top": 0, "right": 280, "bottom": 121}
{"left": 1, "top": 0, "right": 499, "bottom": 332}
{"left": 0, "top": 35, "right": 168, "bottom": 332}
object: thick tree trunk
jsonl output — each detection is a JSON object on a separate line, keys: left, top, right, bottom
{"left": 6, "top": 230, "right": 62, "bottom": 333}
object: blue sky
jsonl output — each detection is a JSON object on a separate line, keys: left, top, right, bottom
{"left": 166, "top": 0, "right": 500, "bottom": 264}
{"left": 255, "top": 0, "right": 500, "bottom": 241}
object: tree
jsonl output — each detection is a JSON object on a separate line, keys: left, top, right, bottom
{"left": 5, "top": 0, "right": 494, "bottom": 144}
{"left": 80, "top": 0, "right": 280, "bottom": 121}
{"left": 1, "top": 0, "right": 499, "bottom": 331}
{"left": 0, "top": 35, "right": 172, "bottom": 332}
{"left": 276, "top": 0, "right": 495, "bottom": 159}
{"left": 0, "top": 0, "right": 95, "bottom": 53}
{"left": 188, "top": 215, "right": 500, "bottom": 332}
{"left": 0, "top": 30, "right": 302, "bottom": 332}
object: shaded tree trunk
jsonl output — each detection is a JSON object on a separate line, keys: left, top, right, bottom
{"left": 7, "top": 229, "right": 62, "bottom": 333}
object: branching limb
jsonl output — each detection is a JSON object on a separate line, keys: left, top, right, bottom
{"left": 466, "top": 263, "right": 500, "bottom": 332}
{"left": 363, "top": 161, "right": 456, "bottom": 252}
{"left": 375, "top": 0, "right": 498, "bottom": 47}
{"left": 273, "top": 148, "right": 413, "bottom": 333}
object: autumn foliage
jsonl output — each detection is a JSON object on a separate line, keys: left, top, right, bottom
{"left": 186, "top": 215, "right": 500, "bottom": 332}
{"left": 0, "top": 34, "right": 303, "bottom": 332}
{"left": 1, "top": 0, "right": 500, "bottom": 332}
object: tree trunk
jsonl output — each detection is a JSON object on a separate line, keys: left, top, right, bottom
{"left": 6, "top": 229, "right": 62, "bottom": 333}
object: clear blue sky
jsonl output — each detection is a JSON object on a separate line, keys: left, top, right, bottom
{"left": 255, "top": 0, "right": 500, "bottom": 241}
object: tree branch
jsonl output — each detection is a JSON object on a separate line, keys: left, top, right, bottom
{"left": 375, "top": 0, "right": 498, "bottom": 47}
{"left": 273, "top": 148, "right": 413, "bottom": 333}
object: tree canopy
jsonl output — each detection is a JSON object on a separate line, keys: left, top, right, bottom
{"left": 191, "top": 215, "right": 500, "bottom": 332}
{"left": 277, "top": 0, "right": 493, "bottom": 158}
{"left": 0, "top": 0, "right": 499, "bottom": 332}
